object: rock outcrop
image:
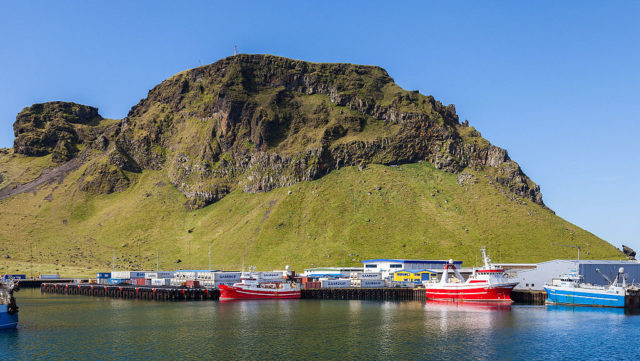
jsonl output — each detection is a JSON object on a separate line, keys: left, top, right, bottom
{"left": 13, "top": 102, "right": 104, "bottom": 162}
{"left": 623, "top": 245, "right": 636, "bottom": 260}
{"left": 7, "top": 55, "right": 545, "bottom": 208}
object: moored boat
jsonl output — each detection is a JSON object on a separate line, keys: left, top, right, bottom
{"left": 219, "top": 269, "right": 301, "bottom": 300}
{"left": 544, "top": 267, "right": 639, "bottom": 308}
{"left": 423, "top": 249, "right": 518, "bottom": 302}
{"left": 0, "top": 280, "right": 18, "bottom": 329}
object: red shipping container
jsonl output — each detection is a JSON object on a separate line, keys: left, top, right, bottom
{"left": 135, "top": 278, "right": 147, "bottom": 286}
{"left": 185, "top": 280, "right": 200, "bottom": 288}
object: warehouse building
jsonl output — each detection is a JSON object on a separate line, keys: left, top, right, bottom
{"left": 392, "top": 269, "right": 438, "bottom": 284}
{"left": 362, "top": 259, "right": 463, "bottom": 279}
{"left": 513, "top": 260, "right": 640, "bottom": 291}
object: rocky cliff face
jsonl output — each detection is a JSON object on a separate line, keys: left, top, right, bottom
{"left": 7, "top": 55, "right": 544, "bottom": 209}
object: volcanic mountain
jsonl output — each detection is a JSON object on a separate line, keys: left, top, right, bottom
{"left": 0, "top": 55, "right": 621, "bottom": 274}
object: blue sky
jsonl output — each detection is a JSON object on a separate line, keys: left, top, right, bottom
{"left": 1, "top": 1, "right": 638, "bottom": 251}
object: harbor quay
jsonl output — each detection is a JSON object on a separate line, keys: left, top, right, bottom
{"left": 16, "top": 254, "right": 640, "bottom": 307}
{"left": 39, "top": 282, "right": 548, "bottom": 304}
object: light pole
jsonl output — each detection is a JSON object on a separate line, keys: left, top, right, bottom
{"left": 156, "top": 248, "right": 159, "bottom": 271}
{"left": 208, "top": 242, "right": 212, "bottom": 271}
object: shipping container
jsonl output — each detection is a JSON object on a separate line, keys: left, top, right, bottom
{"left": 96, "top": 272, "right": 111, "bottom": 279}
{"left": 212, "top": 272, "right": 242, "bottom": 282}
{"left": 303, "top": 281, "right": 322, "bottom": 289}
{"left": 185, "top": 280, "right": 200, "bottom": 288}
{"left": 110, "top": 271, "right": 146, "bottom": 279}
{"left": 360, "top": 280, "right": 385, "bottom": 288}
{"left": 135, "top": 278, "right": 147, "bottom": 286}
{"left": 169, "top": 278, "right": 185, "bottom": 287}
{"left": 320, "top": 279, "right": 351, "bottom": 288}
{"left": 107, "top": 278, "right": 127, "bottom": 285}
{"left": 214, "top": 282, "right": 236, "bottom": 289}
{"left": 2, "top": 274, "right": 26, "bottom": 280}
{"left": 151, "top": 278, "right": 170, "bottom": 286}
{"left": 258, "top": 272, "right": 284, "bottom": 280}
{"left": 351, "top": 272, "right": 382, "bottom": 280}
{"left": 40, "top": 274, "right": 61, "bottom": 280}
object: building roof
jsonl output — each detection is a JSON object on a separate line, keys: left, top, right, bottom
{"left": 362, "top": 259, "right": 462, "bottom": 264}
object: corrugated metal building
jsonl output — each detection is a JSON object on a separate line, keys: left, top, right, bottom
{"left": 513, "top": 260, "right": 640, "bottom": 291}
{"left": 362, "top": 259, "right": 463, "bottom": 279}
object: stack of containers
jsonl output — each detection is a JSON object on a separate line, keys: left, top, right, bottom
{"left": 350, "top": 272, "right": 383, "bottom": 287}
{"left": 213, "top": 272, "right": 242, "bottom": 289}
{"left": 110, "top": 271, "right": 146, "bottom": 285}
{"left": 96, "top": 272, "right": 111, "bottom": 285}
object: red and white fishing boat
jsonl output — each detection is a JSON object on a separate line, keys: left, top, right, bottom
{"left": 424, "top": 249, "right": 518, "bottom": 302}
{"left": 218, "top": 269, "right": 301, "bottom": 300}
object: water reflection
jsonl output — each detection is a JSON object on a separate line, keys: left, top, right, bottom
{"left": 2, "top": 289, "right": 640, "bottom": 360}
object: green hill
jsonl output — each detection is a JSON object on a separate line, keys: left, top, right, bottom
{"left": 0, "top": 55, "right": 623, "bottom": 276}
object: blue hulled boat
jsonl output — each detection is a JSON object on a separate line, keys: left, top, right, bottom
{"left": 544, "top": 267, "right": 638, "bottom": 308}
{"left": 0, "top": 280, "right": 18, "bottom": 329}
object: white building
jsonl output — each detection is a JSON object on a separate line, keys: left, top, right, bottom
{"left": 361, "top": 259, "right": 463, "bottom": 279}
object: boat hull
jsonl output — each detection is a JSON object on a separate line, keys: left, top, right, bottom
{"left": 0, "top": 305, "right": 18, "bottom": 330}
{"left": 544, "top": 286, "right": 625, "bottom": 308}
{"left": 425, "top": 284, "right": 517, "bottom": 302}
{"left": 219, "top": 285, "right": 301, "bottom": 300}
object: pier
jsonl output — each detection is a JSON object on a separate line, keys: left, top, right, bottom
{"left": 40, "top": 283, "right": 219, "bottom": 301}
{"left": 40, "top": 283, "right": 546, "bottom": 304}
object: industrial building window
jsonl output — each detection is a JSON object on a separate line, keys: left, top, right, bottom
{"left": 390, "top": 264, "right": 402, "bottom": 268}
{"left": 531, "top": 284, "right": 534, "bottom": 287}
{"left": 526, "top": 283, "right": 529, "bottom": 287}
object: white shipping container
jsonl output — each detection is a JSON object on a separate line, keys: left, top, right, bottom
{"left": 212, "top": 272, "right": 242, "bottom": 282}
{"left": 259, "top": 272, "right": 284, "bottom": 280}
{"left": 170, "top": 278, "right": 184, "bottom": 287}
{"left": 352, "top": 272, "right": 382, "bottom": 280}
{"left": 215, "top": 282, "right": 237, "bottom": 289}
{"left": 321, "top": 279, "right": 351, "bottom": 288}
{"left": 151, "top": 278, "right": 170, "bottom": 286}
{"left": 111, "top": 271, "right": 147, "bottom": 279}
{"left": 360, "top": 280, "right": 385, "bottom": 288}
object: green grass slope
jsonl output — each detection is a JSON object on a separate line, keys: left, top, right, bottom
{"left": 0, "top": 148, "right": 622, "bottom": 276}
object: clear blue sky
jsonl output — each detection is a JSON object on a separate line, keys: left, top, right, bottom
{"left": 1, "top": 1, "right": 638, "bottom": 251}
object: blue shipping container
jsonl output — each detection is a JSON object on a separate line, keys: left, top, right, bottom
{"left": 97, "top": 273, "right": 111, "bottom": 279}
{"left": 2, "top": 274, "right": 26, "bottom": 280}
{"left": 107, "top": 279, "right": 126, "bottom": 285}
{"left": 40, "top": 274, "right": 60, "bottom": 279}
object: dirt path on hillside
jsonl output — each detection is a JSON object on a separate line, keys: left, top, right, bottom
{"left": 0, "top": 157, "right": 83, "bottom": 200}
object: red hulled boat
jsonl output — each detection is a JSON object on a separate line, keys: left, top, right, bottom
{"left": 424, "top": 249, "right": 518, "bottom": 302}
{"left": 218, "top": 270, "right": 301, "bottom": 300}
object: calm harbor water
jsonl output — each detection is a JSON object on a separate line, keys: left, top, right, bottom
{"left": 1, "top": 289, "right": 639, "bottom": 360}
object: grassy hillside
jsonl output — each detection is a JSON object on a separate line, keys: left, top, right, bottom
{"left": 0, "top": 148, "right": 622, "bottom": 276}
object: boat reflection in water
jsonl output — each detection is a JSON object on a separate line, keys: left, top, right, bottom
{"left": 424, "top": 299, "right": 512, "bottom": 312}
{"left": 546, "top": 304, "right": 640, "bottom": 316}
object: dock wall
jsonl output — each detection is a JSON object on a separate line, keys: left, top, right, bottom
{"left": 40, "top": 283, "right": 545, "bottom": 304}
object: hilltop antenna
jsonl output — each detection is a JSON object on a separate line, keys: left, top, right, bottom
{"left": 553, "top": 244, "right": 581, "bottom": 261}
{"left": 234, "top": 45, "right": 238, "bottom": 56}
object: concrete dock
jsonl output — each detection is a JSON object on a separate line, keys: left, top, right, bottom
{"left": 40, "top": 283, "right": 546, "bottom": 304}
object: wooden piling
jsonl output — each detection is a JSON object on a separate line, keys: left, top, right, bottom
{"left": 40, "top": 283, "right": 220, "bottom": 301}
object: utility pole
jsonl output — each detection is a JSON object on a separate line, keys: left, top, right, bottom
{"left": 188, "top": 240, "right": 191, "bottom": 270}
{"left": 30, "top": 241, "right": 33, "bottom": 279}
{"left": 208, "top": 242, "right": 212, "bottom": 271}
{"left": 112, "top": 250, "right": 116, "bottom": 270}
{"left": 553, "top": 244, "right": 581, "bottom": 261}
{"left": 156, "top": 248, "right": 159, "bottom": 271}
{"left": 234, "top": 45, "right": 238, "bottom": 56}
